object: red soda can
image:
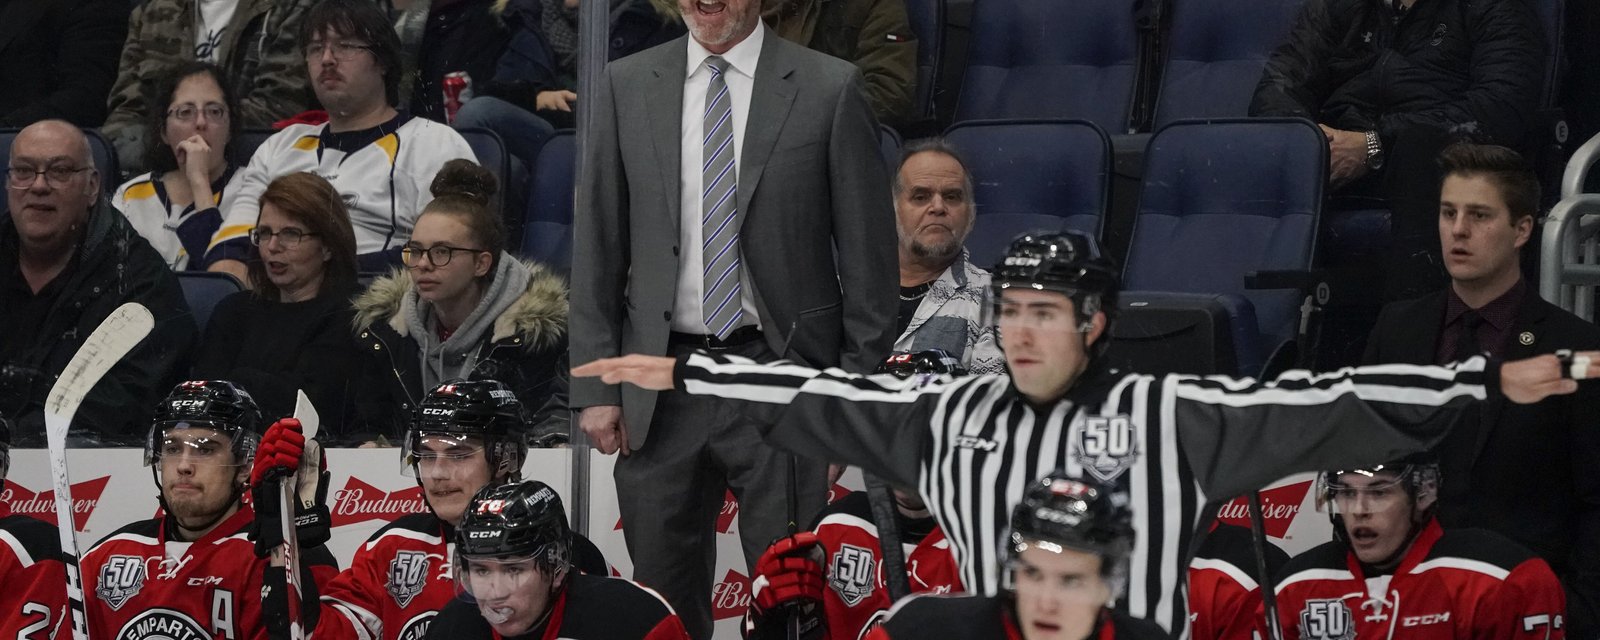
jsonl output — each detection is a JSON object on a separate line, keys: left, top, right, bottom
{"left": 442, "top": 71, "right": 474, "bottom": 124}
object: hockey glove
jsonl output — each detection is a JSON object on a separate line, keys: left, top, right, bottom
{"left": 250, "top": 419, "right": 332, "bottom": 556}
{"left": 747, "top": 532, "right": 827, "bottom": 639}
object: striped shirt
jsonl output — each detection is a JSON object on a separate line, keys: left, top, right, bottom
{"left": 673, "top": 353, "right": 1493, "bottom": 634}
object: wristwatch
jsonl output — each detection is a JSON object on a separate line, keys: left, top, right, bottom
{"left": 1364, "top": 130, "right": 1384, "bottom": 171}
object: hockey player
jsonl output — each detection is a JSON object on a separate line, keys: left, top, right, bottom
{"left": 865, "top": 473, "right": 1167, "bottom": 639}
{"left": 1270, "top": 455, "right": 1567, "bottom": 638}
{"left": 0, "top": 416, "right": 69, "bottom": 639}
{"left": 1185, "top": 522, "right": 1287, "bottom": 639}
{"left": 81, "top": 380, "right": 337, "bottom": 640}
{"left": 301, "top": 380, "right": 601, "bottom": 640}
{"left": 424, "top": 479, "right": 690, "bottom": 639}
{"left": 573, "top": 229, "right": 1600, "bottom": 633}
{"left": 745, "top": 350, "right": 965, "bottom": 640}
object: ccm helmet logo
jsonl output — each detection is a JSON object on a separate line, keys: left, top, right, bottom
{"left": 468, "top": 531, "right": 499, "bottom": 539}
{"left": 1004, "top": 256, "right": 1041, "bottom": 267}
{"left": 171, "top": 400, "right": 208, "bottom": 409}
{"left": 421, "top": 408, "right": 452, "bottom": 416}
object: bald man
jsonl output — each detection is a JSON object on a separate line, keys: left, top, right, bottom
{"left": 0, "top": 120, "right": 196, "bottom": 446}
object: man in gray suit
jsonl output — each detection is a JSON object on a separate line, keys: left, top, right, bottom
{"left": 569, "top": 0, "right": 897, "bottom": 635}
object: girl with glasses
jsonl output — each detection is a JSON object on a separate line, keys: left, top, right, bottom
{"left": 351, "top": 159, "right": 570, "bottom": 446}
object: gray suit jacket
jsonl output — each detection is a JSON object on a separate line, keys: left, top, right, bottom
{"left": 570, "top": 29, "right": 898, "bottom": 444}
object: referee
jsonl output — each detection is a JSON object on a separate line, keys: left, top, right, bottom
{"left": 574, "top": 231, "right": 1600, "bottom": 634}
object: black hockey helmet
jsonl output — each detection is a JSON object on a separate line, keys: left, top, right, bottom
{"left": 1319, "top": 452, "right": 1440, "bottom": 550}
{"left": 404, "top": 380, "right": 528, "bottom": 480}
{"left": 145, "top": 380, "right": 263, "bottom": 466}
{"left": 991, "top": 231, "right": 1119, "bottom": 341}
{"left": 456, "top": 480, "right": 573, "bottom": 573}
{"left": 1004, "top": 472, "right": 1133, "bottom": 593}
{"left": 876, "top": 349, "right": 968, "bottom": 379}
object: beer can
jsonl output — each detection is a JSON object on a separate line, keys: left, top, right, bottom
{"left": 443, "top": 71, "right": 474, "bottom": 124}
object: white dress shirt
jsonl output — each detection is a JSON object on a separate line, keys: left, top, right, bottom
{"left": 672, "top": 26, "right": 766, "bottom": 334}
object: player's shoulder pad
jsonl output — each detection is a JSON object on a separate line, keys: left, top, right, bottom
{"left": 815, "top": 491, "right": 874, "bottom": 524}
{"left": 883, "top": 592, "right": 1000, "bottom": 626}
{"left": 1419, "top": 528, "right": 1541, "bottom": 577}
{"left": 1110, "top": 610, "right": 1175, "bottom": 639}
{"left": 1274, "top": 541, "right": 1353, "bottom": 590}
{"left": 366, "top": 513, "right": 445, "bottom": 544}
{"left": 559, "top": 573, "right": 678, "bottom": 634}
{"left": 0, "top": 514, "right": 64, "bottom": 563}
{"left": 87, "top": 518, "right": 163, "bottom": 555}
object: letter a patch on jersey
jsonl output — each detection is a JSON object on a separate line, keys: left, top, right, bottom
{"left": 1072, "top": 416, "right": 1138, "bottom": 483}
{"left": 97, "top": 555, "right": 148, "bottom": 611}
{"left": 827, "top": 544, "right": 876, "bottom": 607}
{"left": 388, "top": 550, "right": 431, "bottom": 608}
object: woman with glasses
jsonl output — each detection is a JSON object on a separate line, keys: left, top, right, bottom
{"left": 192, "top": 172, "right": 363, "bottom": 433}
{"left": 111, "top": 62, "right": 246, "bottom": 271}
{"left": 351, "top": 159, "right": 570, "bottom": 445}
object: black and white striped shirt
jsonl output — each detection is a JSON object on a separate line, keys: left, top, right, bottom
{"left": 673, "top": 354, "right": 1493, "bottom": 634}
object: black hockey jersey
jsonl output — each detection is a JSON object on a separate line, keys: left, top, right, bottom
{"left": 863, "top": 593, "right": 1170, "bottom": 639}
{"left": 0, "top": 512, "right": 68, "bottom": 640}
{"left": 423, "top": 572, "right": 690, "bottom": 639}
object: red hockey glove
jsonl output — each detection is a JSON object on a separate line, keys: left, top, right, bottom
{"left": 250, "top": 418, "right": 304, "bottom": 487}
{"left": 753, "top": 532, "right": 827, "bottom": 614}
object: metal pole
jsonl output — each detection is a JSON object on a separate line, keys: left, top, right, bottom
{"left": 569, "top": 0, "right": 612, "bottom": 538}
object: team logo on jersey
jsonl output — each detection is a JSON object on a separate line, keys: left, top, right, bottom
{"left": 396, "top": 611, "right": 436, "bottom": 640}
{"left": 97, "top": 555, "right": 148, "bottom": 611}
{"left": 113, "top": 608, "right": 208, "bottom": 640}
{"left": 388, "top": 550, "right": 432, "bottom": 608}
{"left": 827, "top": 544, "right": 877, "bottom": 607}
{"left": 1298, "top": 599, "right": 1355, "bottom": 640}
{"left": 1072, "top": 415, "right": 1138, "bottom": 483}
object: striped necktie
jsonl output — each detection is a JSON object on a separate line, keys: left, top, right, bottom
{"left": 700, "top": 56, "right": 744, "bottom": 339}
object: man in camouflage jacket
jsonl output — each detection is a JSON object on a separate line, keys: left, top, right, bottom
{"left": 764, "top": 0, "right": 918, "bottom": 127}
{"left": 102, "top": 0, "right": 316, "bottom": 176}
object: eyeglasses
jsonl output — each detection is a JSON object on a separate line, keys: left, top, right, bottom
{"left": 402, "top": 244, "right": 488, "bottom": 267}
{"left": 304, "top": 41, "right": 373, "bottom": 61}
{"left": 167, "top": 103, "right": 229, "bottom": 122}
{"left": 6, "top": 165, "right": 90, "bottom": 190}
{"left": 250, "top": 227, "right": 319, "bottom": 249}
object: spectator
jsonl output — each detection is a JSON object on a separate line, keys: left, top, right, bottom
{"left": 1363, "top": 143, "right": 1600, "bottom": 636}
{"left": 891, "top": 140, "right": 1002, "bottom": 374}
{"left": 192, "top": 172, "right": 363, "bottom": 437}
{"left": 351, "top": 160, "right": 568, "bottom": 445}
{"left": 1268, "top": 456, "right": 1567, "bottom": 637}
{"left": 0, "top": 0, "right": 127, "bottom": 128}
{"left": 391, "top": 0, "right": 509, "bottom": 124}
{"left": 570, "top": 0, "right": 897, "bottom": 633}
{"left": 111, "top": 62, "right": 246, "bottom": 271}
{"left": 1251, "top": 0, "right": 1544, "bottom": 299}
{"left": 449, "top": 0, "right": 684, "bottom": 182}
{"left": 103, "top": 0, "right": 317, "bottom": 177}
{"left": 763, "top": 0, "right": 917, "bottom": 126}
{"left": 206, "top": 0, "right": 478, "bottom": 277}
{"left": 0, "top": 120, "right": 196, "bottom": 446}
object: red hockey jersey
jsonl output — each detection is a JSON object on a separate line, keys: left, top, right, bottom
{"left": 1, "top": 511, "right": 68, "bottom": 640}
{"left": 82, "top": 506, "right": 338, "bottom": 640}
{"left": 316, "top": 513, "right": 455, "bottom": 640}
{"left": 423, "top": 572, "right": 690, "bottom": 640}
{"left": 1187, "top": 523, "right": 1287, "bottom": 639}
{"left": 810, "top": 493, "right": 962, "bottom": 638}
{"left": 863, "top": 593, "right": 1171, "bottom": 640}
{"left": 1271, "top": 519, "right": 1566, "bottom": 639}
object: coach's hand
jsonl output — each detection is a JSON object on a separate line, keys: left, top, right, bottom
{"left": 573, "top": 355, "right": 678, "bottom": 391}
{"left": 578, "top": 405, "right": 630, "bottom": 456}
{"left": 1501, "top": 351, "right": 1600, "bottom": 404}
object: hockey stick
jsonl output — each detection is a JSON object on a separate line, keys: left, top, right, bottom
{"left": 863, "top": 474, "right": 912, "bottom": 602}
{"left": 45, "top": 302, "right": 156, "bottom": 640}
{"left": 280, "top": 391, "right": 321, "bottom": 640}
{"left": 1250, "top": 340, "right": 1298, "bottom": 640}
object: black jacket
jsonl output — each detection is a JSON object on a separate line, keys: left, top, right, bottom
{"left": 1251, "top": 0, "right": 1544, "bottom": 151}
{"left": 404, "top": 0, "right": 510, "bottom": 123}
{"left": 873, "top": 593, "right": 1170, "bottom": 639}
{"left": 192, "top": 285, "right": 363, "bottom": 434}
{"left": 0, "top": 198, "right": 197, "bottom": 446}
{"left": 0, "top": 0, "right": 127, "bottom": 127}
{"left": 1364, "top": 288, "right": 1600, "bottom": 636}
{"left": 350, "top": 260, "right": 570, "bottom": 445}
{"left": 424, "top": 572, "right": 688, "bottom": 640}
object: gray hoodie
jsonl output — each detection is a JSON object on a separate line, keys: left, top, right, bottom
{"left": 404, "top": 254, "right": 533, "bottom": 390}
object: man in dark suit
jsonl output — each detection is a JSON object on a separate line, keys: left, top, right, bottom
{"left": 569, "top": 0, "right": 897, "bottom": 634}
{"left": 1364, "top": 143, "right": 1600, "bottom": 637}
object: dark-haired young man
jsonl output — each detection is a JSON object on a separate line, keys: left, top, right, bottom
{"left": 205, "top": 0, "right": 476, "bottom": 275}
{"left": 1363, "top": 143, "right": 1600, "bottom": 636}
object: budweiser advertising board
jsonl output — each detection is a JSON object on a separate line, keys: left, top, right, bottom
{"left": 3, "top": 450, "right": 1326, "bottom": 640}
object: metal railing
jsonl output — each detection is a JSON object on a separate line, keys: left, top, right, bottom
{"left": 1540, "top": 194, "right": 1600, "bottom": 322}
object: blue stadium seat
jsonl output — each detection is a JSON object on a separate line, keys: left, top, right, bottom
{"left": 879, "top": 125, "right": 903, "bottom": 173}
{"left": 1153, "top": 0, "right": 1306, "bottom": 128}
{"left": 455, "top": 127, "right": 516, "bottom": 242}
{"left": 943, "top": 119, "right": 1111, "bottom": 269}
{"left": 954, "top": 0, "right": 1138, "bottom": 131}
{"left": 0, "top": 127, "right": 119, "bottom": 210}
{"left": 177, "top": 271, "right": 244, "bottom": 332}
{"left": 903, "top": 0, "right": 944, "bottom": 121}
{"left": 1122, "top": 118, "right": 1325, "bottom": 375}
{"left": 523, "top": 130, "right": 575, "bottom": 271}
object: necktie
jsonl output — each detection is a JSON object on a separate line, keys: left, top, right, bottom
{"left": 1454, "top": 310, "right": 1483, "bottom": 362}
{"left": 700, "top": 56, "right": 744, "bottom": 339}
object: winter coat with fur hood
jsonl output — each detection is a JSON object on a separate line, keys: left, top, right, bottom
{"left": 350, "top": 257, "right": 569, "bottom": 445}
